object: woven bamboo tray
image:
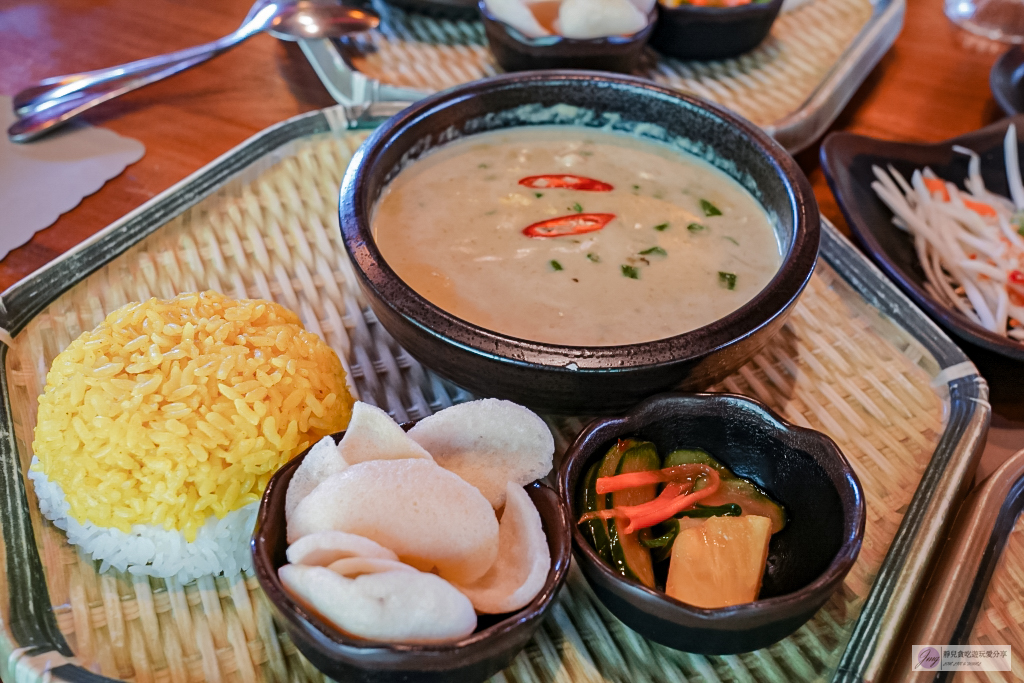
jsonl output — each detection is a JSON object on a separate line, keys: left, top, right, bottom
{"left": 893, "top": 448, "right": 1024, "bottom": 682}
{"left": 0, "top": 107, "right": 987, "bottom": 683}
{"left": 297, "top": 0, "right": 904, "bottom": 151}
{"left": 961, "top": 513, "right": 1024, "bottom": 682}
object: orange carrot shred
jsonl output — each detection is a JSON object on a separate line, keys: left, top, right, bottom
{"left": 963, "top": 198, "right": 997, "bottom": 217}
{"left": 595, "top": 463, "right": 710, "bottom": 494}
{"left": 923, "top": 178, "right": 950, "bottom": 201}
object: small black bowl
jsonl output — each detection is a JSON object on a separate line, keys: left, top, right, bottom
{"left": 479, "top": 1, "right": 656, "bottom": 73}
{"left": 252, "top": 431, "right": 572, "bottom": 683}
{"left": 339, "top": 71, "right": 820, "bottom": 415}
{"left": 991, "top": 46, "right": 1024, "bottom": 116}
{"left": 821, "top": 116, "right": 1024, "bottom": 362}
{"left": 384, "top": 0, "right": 480, "bottom": 19}
{"left": 556, "top": 392, "right": 865, "bottom": 654}
{"left": 650, "top": 0, "right": 783, "bottom": 61}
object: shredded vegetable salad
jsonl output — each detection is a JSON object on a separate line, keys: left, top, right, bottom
{"left": 871, "top": 124, "right": 1024, "bottom": 341}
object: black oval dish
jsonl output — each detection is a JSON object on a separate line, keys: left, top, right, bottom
{"left": 252, "top": 431, "right": 572, "bottom": 683}
{"left": 479, "top": 1, "right": 656, "bottom": 73}
{"left": 385, "top": 0, "right": 480, "bottom": 19}
{"left": 556, "top": 392, "right": 865, "bottom": 654}
{"left": 650, "top": 0, "right": 783, "bottom": 61}
{"left": 821, "top": 116, "right": 1024, "bottom": 362}
{"left": 991, "top": 46, "right": 1024, "bottom": 116}
{"left": 339, "top": 71, "right": 820, "bottom": 415}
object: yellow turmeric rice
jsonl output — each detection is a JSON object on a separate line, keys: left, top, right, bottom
{"left": 32, "top": 291, "right": 354, "bottom": 543}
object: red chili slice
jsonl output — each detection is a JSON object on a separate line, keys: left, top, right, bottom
{"left": 519, "top": 175, "right": 614, "bottom": 192}
{"left": 523, "top": 213, "right": 615, "bottom": 238}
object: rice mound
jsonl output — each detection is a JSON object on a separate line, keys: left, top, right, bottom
{"left": 31, "top": 291, "right": 354, "bottom": 558}
{"left": 30, "top": 460, "right": 257, "bottom": 583}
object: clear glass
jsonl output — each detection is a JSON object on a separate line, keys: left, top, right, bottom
{"left": 946, "top": 0, "right": 1024, "bottom": 43}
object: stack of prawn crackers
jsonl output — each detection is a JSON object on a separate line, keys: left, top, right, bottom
{"left": 280, "top": 399, "right": 555, "bottom": 642}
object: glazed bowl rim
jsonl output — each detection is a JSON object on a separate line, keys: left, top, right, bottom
{"left": 556, "top": 391, "right": 865, "bottom": 629}
{"left": 252, "top": 436, "right": 572, "bottom": 657}
{"left": 339, "top": 70, "right": 819, "bottom": 372}
{"left": 656, "top": 0, "right": 784, "bottom": 16}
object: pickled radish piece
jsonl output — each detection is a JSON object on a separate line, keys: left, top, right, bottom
{"left": 665, "top": 515, "right": 772, "bottom": 609}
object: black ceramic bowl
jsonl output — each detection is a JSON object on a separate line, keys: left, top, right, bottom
{"left": 556, "top": 392, "right": 865, "bottom": 654}
{"left": 479, "top": 1, "right": 656, "bottom": 72}
{"left": 821, "top": 116, "right": 1024, "bottom": 362}
{"left": 252, "top": 431, "right": 572, "bottom": 683}
{"left": 340, "top": 71, "right": 819, "bottom": 415}
{"left": 650, "top": 0, "right": 783, "bottom": 61}
{"left": 991, "top": 46, "right": 1024, "bottom": 116}
{"left": 385, "top": 0, "right": 480, "bottom": 19}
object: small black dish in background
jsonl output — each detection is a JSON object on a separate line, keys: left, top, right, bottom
{"left": 479, "top": 1, "right": 656, "bottom": 73}
{"left": 556, "top": 392, "right": 865, "bottom": 655}
{"left": 820, "top": 116, "right": 1024, "bottom": 362}
{"left": 650, "top": 0, "right": 783, "bottom": 61}
{"left": 252, "top": 430, "right": 572, "bottom": 683}
{"left": 384, "top": 0, "right": 481, "bottom": 19}
{"left": 991, "top": 46, "right": 1024, "bottom": 116}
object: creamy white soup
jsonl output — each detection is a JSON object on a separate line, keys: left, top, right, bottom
{"left": 372, "top": 126, "right": 781, "bottom": 346}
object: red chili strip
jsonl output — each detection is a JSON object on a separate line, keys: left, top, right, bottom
{"left": 1011, "top": 270, "right": 1024, "bottom": 285}
{"left": 623, "top": 470, "right": 722, "bottom": 534}
{"left": 595, "top": 463, "right": 710, "bottom": 494}
{"left": 519, "top": 175, "right": 614, "bottom": 192}
{"left": 577, "top": 482, "right": 694, "bottom": 526}
{"left": 615, "top": 482, "right": 691, "bottom": 517}
{"left": 523, "top": 213, "right": 615, "bottom": 238}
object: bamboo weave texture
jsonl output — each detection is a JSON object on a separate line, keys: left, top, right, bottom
{"left": 340, "top": 0, "right": 874, "bottom": 129}
{"left": 960, "top": 514, "right": 1024, "bottom": 683}
{"left": 3, "top": 131, "right": 944, "bottom": 683}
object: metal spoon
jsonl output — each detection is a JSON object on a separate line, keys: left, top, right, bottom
{"left": 8, "top": 1, "right": 379, "bottom": 142}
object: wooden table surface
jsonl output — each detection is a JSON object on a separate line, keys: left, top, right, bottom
{"left": 0, "top": 0, "right": 1010, "bottom": 295}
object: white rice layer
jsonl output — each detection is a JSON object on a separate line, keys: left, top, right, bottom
{"left": 28, "top": 458, "right": 257, "bottom": 584}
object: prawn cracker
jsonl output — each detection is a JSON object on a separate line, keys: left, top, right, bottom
{"left": 408, "top": 398, "right": 554, "bottom": 509}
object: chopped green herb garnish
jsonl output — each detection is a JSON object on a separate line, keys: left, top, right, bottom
{"left": 621, "top": 265, "right": 640, "bottom": 279}
{"left": 1019, "top": 224, "right": 1024, "bottom": 238}
{"left": 632, "top": 184, "right": 641, "bottom": 191}
{"left": 572, "top": 202, "right": 584, "bottom": 213}
{"left": 587, "top": 253, "right": 601, "bottom": 263}
{"left": 535, "top": 192, "right": 544, "bottom": 198}
{"left": 484, "top": 210, "right": 497, "bottom": 216}
{"left": 550, "top": 260, "right": 564, "bottom": 271}
{"left": 701, "top": 199, "right": 723, "bottom": 217}
{"left": 654, "top": 222, "right": 670, "bottom": 231}
{"left": 639, "top": 246, "right": 667, "bottom": 256}
{"left": 653, "top": 191, "right": 664, "bottom": 200}
{"left": 478, "top": 163, "right": 489, "bottom": 169}
{"left": 687, "top": 222, "right": 705, "bottom": 232}
{"left": 723, "top": 236, "right": 739, "bottom": 245}
{"left": 718, "top": 271, "right": 737, "bottom": 290}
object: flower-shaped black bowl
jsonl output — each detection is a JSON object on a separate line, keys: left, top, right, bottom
{"left": 479, "top": 1, "right": 656, "bottom": 73}
{"left": 252, "top": 431, "right": 572, "bottom": 683}
{"left": 556, "top": 392, "right": 865, "bottom": 654}
{"left": 650, "top": 0, "right": 783, "bottom": 61}
{"left": 339, "top": 71, "right": 819, "bottom": 415}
